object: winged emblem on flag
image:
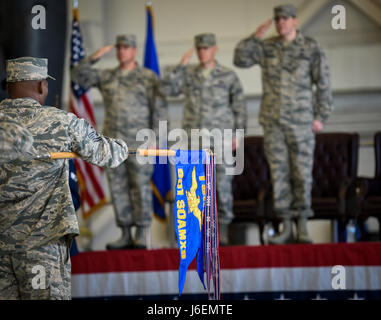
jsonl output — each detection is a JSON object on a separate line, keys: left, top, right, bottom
{"left": 186, "top": 166, "right": 202, "bottom": 231}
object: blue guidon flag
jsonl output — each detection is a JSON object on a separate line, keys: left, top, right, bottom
{"left": 174, "top": 150, "right": 220, "bottom": 299}
{"left": 174, "top": 150, "right": 206, "bottom": 296}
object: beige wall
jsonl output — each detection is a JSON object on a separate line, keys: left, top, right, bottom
{"left": 63, "top": 0, "right": 381, "bottom": 101}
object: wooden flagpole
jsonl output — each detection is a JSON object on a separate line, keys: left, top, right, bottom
{"left": 48, "top": 149, "right": 177, "bottom": 159}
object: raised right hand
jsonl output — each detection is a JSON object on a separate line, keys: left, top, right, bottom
{"left": 254, "top": 18, "right": 273, "bottom": 39}
{"left": 180, "top": 48, "right": 194, "bottom": 66}
{"left": 92, "top": 45, "right": 114, "bottom": 60}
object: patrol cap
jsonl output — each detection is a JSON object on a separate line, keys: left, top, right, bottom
{"left": 274, "top": 4, "right": 297, "bottom": 18}
{"left": 6, "top": 57, "right": 55, "bottom": 83}
{"left": 116, "top": 34, "right": 137, "bottom": 48}
{"left": 194, "top": 33, "right": 216, "bottom": 49}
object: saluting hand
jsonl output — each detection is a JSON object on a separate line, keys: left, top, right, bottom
{"left": 254, "top": 18, "right": 273, "bottom": 39}
{"left": 181, "top": 48, "right": 194, "bottom": 66}
{"left": 312, "top": 120, "right": 324, "bottom": 133}
{"left": 92, "top": 45, "right": 114, "bottom": 60}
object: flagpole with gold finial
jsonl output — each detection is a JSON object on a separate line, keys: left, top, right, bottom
{"left": 146, "top": 1, "right": 153, "bottom": 25}
{"left": 73, "top": 0, "right": 79, "bottom": 21}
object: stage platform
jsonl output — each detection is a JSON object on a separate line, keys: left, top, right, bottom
{"left": 71, "top": 242, "right": 381, "bottom": 300}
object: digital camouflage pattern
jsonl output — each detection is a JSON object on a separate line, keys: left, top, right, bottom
{"left": 0, "top": 98, "right": 129, "bottom": 253}
{"left": 107, "top": 157, "right": 153, "bottom": 227}
{"left": 161, "top": 60, "right": 247, "bottom": 224}
{"left": 71, "top": 57, "right": 167, "bottom": 148}
{"left": 263, "top": 124, "right": 315, "bottom": 218}
{"left": 0, "top": 97, "right": 128, "bottom": 299}
{"left": 115, "top": 34, "right": 137, "bottom": 47}
{"left": 0, "top": 112, "right": 35, "bottom": 163}
{"left": 0, "top": 238, "right": 71, "bottom": 300}
{"left": 6, "top": 57, "right": 55, "bottom": 82}
{"left": 71, "top": 57, "right": 167, "bottom": 227}
{"left": 234, "top": 31, "right": 332, "bottom": 127}
{"left": 161, "top": 61, "right": 246, "bottom": 136}
{"left": 194, "top": 33, "right": 216, "bottom": 48}
{"left": 274, "top": 4, "right": 297, "bottom": 18}
{"left": 234, "top": 31, "right": 333, "bottom": 218}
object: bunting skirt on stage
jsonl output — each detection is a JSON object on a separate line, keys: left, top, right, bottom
{"left": 71, "top": 242, "right": 381, "bottom": 300}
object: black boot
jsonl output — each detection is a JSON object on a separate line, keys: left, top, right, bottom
{"left": 106, "top": 226, "right": 133, "bottom": 250}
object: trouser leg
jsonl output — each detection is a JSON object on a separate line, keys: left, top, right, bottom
{"left": 215, "top": 163, "right": 233, "bottom": 225}
{"left": 286, "top": 126, "right": 315, "bottom": 218}
{"left": 126, "top": 156, "right": 154, "bottom": 227}
{"left": 107, "top": 157, "right": 153, "bottom": 250}
{"left": 286, "top": 126, "right": 315, "bottom": 243}
{"left": 107, "top": 162, "right": 133, "bottom": 227}
{"left": 263, "top": 125, "right": 293, "bottom": 219}
{"left": 210, "top": 136, "right": 234, "bottom": 245}
{"left": 216, "top": 163, "right": 233, "bottom": 246}
{"left": 107, "top": 158, "right": 154, "bottom": 226}
{"left": 12, "top": 239, "right": 71, "bottom": 300}
{"left": 263, "top": 124, "right": 294, "bottom": 244}
{"left": 125, "top": 157, "right": 153, "bottom": 249}
{"left": 0, "top": 253, "right": 20, "bottom": 299}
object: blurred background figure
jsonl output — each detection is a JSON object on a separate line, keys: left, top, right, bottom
{"left": 234, "top": 4, "right": 333, "bottom": 244}
{"left": 161, "top": 33, "right": 247, "bottom": 245}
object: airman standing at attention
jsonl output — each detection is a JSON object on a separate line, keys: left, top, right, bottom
{"left": 71, "top": 34, "right": 168, "bottom": 249}
{"left": 234, "top": 4, "right": 333, "bottom": 244}
{"left": 161, "top": 33, "right": 247, "bottom": 245}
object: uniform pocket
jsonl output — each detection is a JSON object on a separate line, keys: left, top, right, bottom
{"left": 293, "top": 53, "right": 311, "bottom": 79}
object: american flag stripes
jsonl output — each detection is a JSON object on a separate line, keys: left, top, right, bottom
{"left": 69, "top": 8, "right": 107, "bottom": 218}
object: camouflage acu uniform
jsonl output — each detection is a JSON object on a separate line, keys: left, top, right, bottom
{"left": 0, "top": 112, "right": 35, "bottom": 163}
{"left": 161, "top": 34, "right": 247, "bottom": 224}
{"left": 0, "top": 57, "right": 129, "bottom": 300}
{"left": 234, "top": 30, "right": 333, "bottom": 219}
{"left": 71, "top": 35, "right": 167, "bottom": 228}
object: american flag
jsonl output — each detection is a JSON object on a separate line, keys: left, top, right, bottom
{"left": 69, "top": 8, "right": 107, "bottom": 218}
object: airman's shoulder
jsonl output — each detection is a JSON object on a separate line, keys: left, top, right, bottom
{"left": 39, "top": 105, "right": 78, "bottom": 123}
{"left": 302, "top": 36, "right": 323, "bottom": 51}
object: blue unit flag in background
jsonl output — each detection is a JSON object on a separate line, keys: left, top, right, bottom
{"left": 143, "top": 2, "right": 172, "bottom": 220}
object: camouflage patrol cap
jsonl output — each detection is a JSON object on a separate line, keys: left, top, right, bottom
{"left": 274, "top": 4, "right": 297, "bottom": 18}
{"left": 194, "top": 33, "right": 216, "bottom": 48}
{"left": 116, "top": 34, "right": 137, "bottom": 48}
{"left": 6, "top": 57, "right": 55, "bottom": 82}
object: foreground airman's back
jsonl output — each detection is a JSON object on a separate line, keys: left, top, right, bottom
{"left": 0, "top": 97, "right": 128, "bottom": 252}
{"left": 0, "top": 112, "right": 34, "bottom": 163}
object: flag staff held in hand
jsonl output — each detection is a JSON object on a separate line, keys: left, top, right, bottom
{"left": 46, "top": 149, "right": 178, "bottom": 160}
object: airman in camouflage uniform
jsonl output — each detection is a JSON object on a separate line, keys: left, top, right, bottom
{"left": 0, "top": 113, "right": 35, "bottom": 163}
{"left": 161, "top": 33, "right": 247, "bottom": 245}
{"left": 0, "top": 57, "right": 129, "bottom": 299}
{"left": 71, "top": 34, "right": 168, "bottom": 250}
{"left": 234, "top": 5, "right": 333, "bottom": 244}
